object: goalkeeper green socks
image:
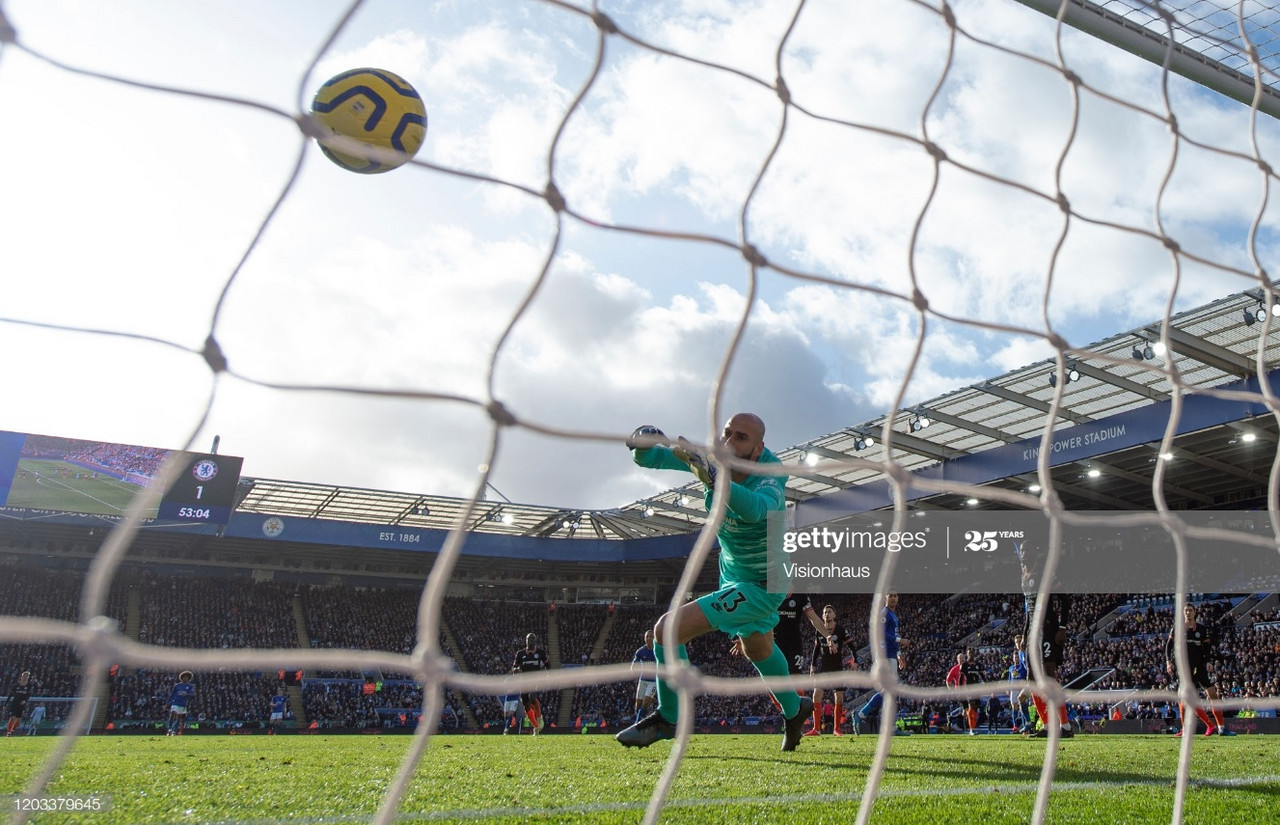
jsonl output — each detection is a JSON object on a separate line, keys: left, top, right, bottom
{"left": 752, "top": 643, "right": 801, "bottom": 718}
{"left": 653, "top": 642, "right": 799, "bottom": 722}
{"left": 653, "top": 642, "right": 688, "bottom": 724}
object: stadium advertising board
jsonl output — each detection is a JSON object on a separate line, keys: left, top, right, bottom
{"left": 0, "top": 431, "right": 243, "bottom": 527}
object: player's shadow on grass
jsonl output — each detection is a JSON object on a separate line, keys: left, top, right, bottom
{"left": 685, "top": 745, "right": 1280, "bottom": 800}
{"left": 682, "top": 750, "right": 1071, "bottom": 785}
{"left": 683, "top": 752, "right": 837, "bottom": 770}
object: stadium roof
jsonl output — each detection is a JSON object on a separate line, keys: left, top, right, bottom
{"left": 231, "top": 286, "right": 1280, "bottom": 540}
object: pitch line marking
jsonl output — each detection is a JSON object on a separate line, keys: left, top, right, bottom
{"left": 155, "top": 773, "right": 1280, "bottom": 824}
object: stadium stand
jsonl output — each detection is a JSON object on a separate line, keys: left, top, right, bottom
{"left": 0, "top": 535, "right": 1277, "bottom": 734}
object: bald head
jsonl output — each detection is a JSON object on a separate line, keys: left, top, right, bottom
{"left": 720, "top": 413, "right": 766, "bottom": 471}
{"left": 731, "top": 413, "right": 765, "bottom": 439}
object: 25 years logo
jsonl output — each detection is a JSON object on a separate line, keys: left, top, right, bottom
{"left": 963, "top": 529, "right": 1026, "bottom": 553}
{"left": 963, "top": 530, "right": 999, "bottom": 552}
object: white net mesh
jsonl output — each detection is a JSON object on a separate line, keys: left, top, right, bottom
{"left": 2, "top": 0, "right": 1280, "bottom": 823}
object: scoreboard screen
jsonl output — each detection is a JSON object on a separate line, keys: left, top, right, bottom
{"left": 0, "top": 431, "right": 244, "bottom": 526}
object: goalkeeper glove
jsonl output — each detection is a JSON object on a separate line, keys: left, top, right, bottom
{"left": 626, "top": 425, "right": 668, "bottom": 451}
{"left": 673, "top": 436, "right": 717, "bottom": 487}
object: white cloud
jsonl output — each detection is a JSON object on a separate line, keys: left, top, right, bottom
{"left": 988, "top": 334, "right": 1058, "bottom": 374}
{"left": 3, "top": 0, "right": 1278, "bottom": 511}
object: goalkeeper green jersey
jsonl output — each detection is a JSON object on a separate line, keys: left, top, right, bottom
{"left": 633, "top": 444, "right": 787, "bottom": 587}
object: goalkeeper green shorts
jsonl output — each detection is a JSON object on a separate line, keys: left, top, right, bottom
{"left": 694, "top": 580, "right": 784, "bottom": 638}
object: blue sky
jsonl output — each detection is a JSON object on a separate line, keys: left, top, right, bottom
{"left": 1, "top": 0, "right": 1277, "bottom": 509}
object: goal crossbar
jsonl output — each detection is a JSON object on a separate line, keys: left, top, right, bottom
{"left": 1014, "top": 0, "right": 1280, "bottom": 119}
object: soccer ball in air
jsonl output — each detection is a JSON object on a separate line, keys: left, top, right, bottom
{"left": 310, "top": 68, "right": 427, "bottom": 174}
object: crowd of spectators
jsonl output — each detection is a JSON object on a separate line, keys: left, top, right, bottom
{"left": 1255, "top": 605, "right": 1280, "bottom": 624}
{"left": 304, "top": 585, "right": 421, "bottom": 676}
{"left": 299, "top": 679, "right": 442, "bottom": 729}
{"left": 1, "top": 564, "right": 1278, "bottom": 732}
{"left": 555, "top": 603, "right": 609, "bottom": 666}
{"left": 0, "top": 567, "right": 128, "bottom": 699}
{"left": 138, "top": 575, "right": 298, "bottom": 650}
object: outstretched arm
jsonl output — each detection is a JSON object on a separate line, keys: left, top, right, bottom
{"left": 803, "top": 603, "right": 826, "bottom": 636}
{"left": 632, "top": 444, "right": 693, "bottom": 473}
{"left": 725, "top": 474, "right": 785, "bottom": 523}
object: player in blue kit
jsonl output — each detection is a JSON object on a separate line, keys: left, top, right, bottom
{"left": 268, "top": 691, "right": 288, "bottom": 734}
{"left": 631, "top": 630, "right": 658, "bottom": 724}
{"left": 854, "top": 590, "right": 909, "bottom": 735}
{"left": 166, "top": 671, "right": 195, "bottom": 736}
{"left": 1008, "top": 635, "right": 1030, "bottom": 733}
{"left": 615, "top": 413, "right": 814, "bottom": 752}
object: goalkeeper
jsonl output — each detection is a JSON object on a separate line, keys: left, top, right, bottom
{"left": 615, "top": 413, "right": 814, "bottom": 752}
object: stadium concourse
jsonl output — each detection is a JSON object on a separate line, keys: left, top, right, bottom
{"left": 1, "top": 288, "right": 1280, "bottom": 735}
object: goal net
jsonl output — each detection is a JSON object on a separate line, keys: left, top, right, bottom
{"left": 1, "top": 1, "right": 1279, "bottom": 824}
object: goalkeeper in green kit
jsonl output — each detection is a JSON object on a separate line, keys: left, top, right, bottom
{"left": 615, "top": 413, "right": 814, "bottom": 752}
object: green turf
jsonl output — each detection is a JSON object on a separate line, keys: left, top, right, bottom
{"left": 0, "top": 733, "right": 1275, "bottom": 824}
{"left": 7, "top": 459, "right": 150, "bottom": 517}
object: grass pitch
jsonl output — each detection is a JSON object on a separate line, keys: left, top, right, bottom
{"left": 0, "top": 732, "right": 1275, "bottom": 824}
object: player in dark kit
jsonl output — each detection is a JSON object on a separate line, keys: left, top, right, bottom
{"left": 805, "top": 605, "right": 854, "bottom": 736}
{"left": 1165, "top": 603, "right": 1232, "bottom": 736}
{"left": 945, "top": 653, "right": 982, "bottom": 735}
{"left": 774, "top": 594, "right": 822, "bottom": 678}
{"left": 961, "top": 651, "right": 985, "bottom": 734}
{"left": 1022, "top": 558, "right": 1073, "bottom": 739}
{"left": 5, "top": 671, "right": 33, "bottom": 737}
{"left": 512, "top": 633, "right": 550, "bottom": 735}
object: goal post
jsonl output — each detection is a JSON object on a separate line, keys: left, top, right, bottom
{"left": 1, "top": 695, "right": 96, "bottom": 737}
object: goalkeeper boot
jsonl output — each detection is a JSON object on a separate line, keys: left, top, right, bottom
{"left": 616, "top": 712, "right": 675, "bottom": 748}
{"left": 782, "top": 696, "right": 815, "bottom": 752}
